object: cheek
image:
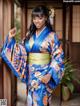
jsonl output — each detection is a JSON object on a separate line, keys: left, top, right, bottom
{"left": 33, "top": 20, "right": 36, "bottom": 24}
{"left": 40, "top": 19, "right": 46, "bottom": 25}
{"left": 32, "top": 18, "right": 46, "bottom": 26}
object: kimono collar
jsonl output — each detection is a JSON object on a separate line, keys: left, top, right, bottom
{"left": 25, "top": 27, "right": 51, "bottom": 53}
{"left": 31, "top": 27, "right": 51, "bottom": 52}
{"left": 36, "top": 26, "right": 47, "bottom": 38}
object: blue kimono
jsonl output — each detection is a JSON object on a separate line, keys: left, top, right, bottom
{"left": 1, "top": 27, "right": 64, "bottom": 106}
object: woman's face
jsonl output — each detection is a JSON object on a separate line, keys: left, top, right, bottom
{"left": 32, "top": 15, "right": 47, "bottom": 29}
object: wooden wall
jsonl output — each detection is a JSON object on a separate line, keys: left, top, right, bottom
{"left": 0, "top": 0, "right": 17, "bottom": 106}
{"left": 65, "top": 4, "right": 80, "bottom": 92}
{"left": 0, "top": 0, "right": 4, "bottom": 99}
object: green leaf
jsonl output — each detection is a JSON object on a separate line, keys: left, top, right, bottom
{"left": 66, "top": 82, "right": 74, "bottom": 93}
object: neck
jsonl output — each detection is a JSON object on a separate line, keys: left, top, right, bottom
{"left": 36, "top": 26, "right": 46, "bottom": 36}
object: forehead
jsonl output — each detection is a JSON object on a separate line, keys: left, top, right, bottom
{"left": 32, "top": 16, "right": 46, "bottom": 21}
{"left": 32, "top": 12, "right": 46, "bottom": 18}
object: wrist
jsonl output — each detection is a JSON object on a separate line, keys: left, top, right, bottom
{"left": 8, "top": 35, "right": 12, "bottom": 42}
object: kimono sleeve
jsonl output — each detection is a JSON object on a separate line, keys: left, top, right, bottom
{"left": 48, "top": 33, "right": 64, "bottom": 89}
{"left": 1, "top": 35, "right": 28, "bottom": 83}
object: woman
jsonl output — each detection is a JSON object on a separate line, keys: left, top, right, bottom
{"left": 1, "top": 5, "right": 64, "bottom": 106}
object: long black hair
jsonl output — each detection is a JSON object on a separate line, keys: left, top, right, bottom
{"left": 24, "top": 5, "right": 53, "bottom": 43}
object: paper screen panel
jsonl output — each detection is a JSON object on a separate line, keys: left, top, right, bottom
{"left": 72, "top": 5, "right": 80, "bottom": 42}
{"left": 55, "top": 9, "right": 63, "bottom": 39}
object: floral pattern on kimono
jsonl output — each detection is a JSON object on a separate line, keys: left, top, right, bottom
{"left": 1, "top": 27, "right": 64, "bottom": 106}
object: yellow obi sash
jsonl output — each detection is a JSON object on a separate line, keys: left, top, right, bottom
{"left": 28, "top": 53, "right": 51, "bottom": 65}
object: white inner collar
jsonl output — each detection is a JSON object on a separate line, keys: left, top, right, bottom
{"left": 36, "top": 26, "right": 46, "bottom": 38}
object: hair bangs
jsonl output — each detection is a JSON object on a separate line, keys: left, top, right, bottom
{"left": 32, "top": 11, "right": 44, "bottom": 18}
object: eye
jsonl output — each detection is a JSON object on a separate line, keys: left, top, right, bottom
{"left": 33, "top": 15, "right": 44, "bottom": 19}
{"left": 39, "top": 17, "right": 43, "bottom": 20}
{"left": 32, "top": 16, "right": 36, "bottom": 20}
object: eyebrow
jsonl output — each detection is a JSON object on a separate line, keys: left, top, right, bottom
{"left": 32, "top": 13, "right": 44, "bottom": 18}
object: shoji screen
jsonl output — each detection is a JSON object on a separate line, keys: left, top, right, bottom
{"left": 55, "top": 9, "right": 63, "bottom": 39}
{"left": 72, "top": 5, "right": 80, "bottom": 42}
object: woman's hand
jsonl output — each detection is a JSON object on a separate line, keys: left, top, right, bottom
{"left": 41, "top": 73, "right": 51, "bottom": 84}
{"left": 9, "top": 27, "right": 16, "bottom": 39}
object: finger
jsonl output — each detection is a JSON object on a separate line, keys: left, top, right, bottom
{"left": 9, "top": 27, "right": 16, "bottom": 37}
{"left": 10, "top": 27, "right": 16, "bottom": 33}
{"left": 10, "top": 27, "right": 16, "bottom": 32}
{"left": 11, "top": 28, "right": 16, "bottom": 35}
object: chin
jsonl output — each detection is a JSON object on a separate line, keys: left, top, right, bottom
{"left": 36, "top": 26, "right": 41, "bottom": 29}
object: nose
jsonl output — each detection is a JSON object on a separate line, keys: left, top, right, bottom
{"left": 34, "top": 17, "right": 39, "bottom": 23}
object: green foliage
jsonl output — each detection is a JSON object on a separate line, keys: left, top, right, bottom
{"left": 14, "top": 18, "right": 21, "bottom": 43}
{"left": 61, "top": 58, "right": 80, "bottom": 93}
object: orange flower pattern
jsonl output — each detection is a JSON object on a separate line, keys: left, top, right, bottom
{"left": 1, "top": 27, "right": 64, "bottom": 106}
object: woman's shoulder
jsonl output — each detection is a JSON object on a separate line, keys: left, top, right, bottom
{"left": 48, "top": 31, "right": 60, "bottom": 44}
{"left": 48, "top": 31, "right": 57, "bottom": 39}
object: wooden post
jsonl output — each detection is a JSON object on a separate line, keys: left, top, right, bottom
{"left": 0, "top": 0, "right": 4, "bottom": 99}
{"left": 63, "top": 4, "right": 66, "bottom": 56}
{"left": 0, "top": 0, "right": 17, "bottom": 106}
{"left": 21, "top": 3, "right": 27, "bottom": 38}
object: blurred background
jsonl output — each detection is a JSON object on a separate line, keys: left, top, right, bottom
{"left": 0, "top": 0, "right": 80, "bottom": 106}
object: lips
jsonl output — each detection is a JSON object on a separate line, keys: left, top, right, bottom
{"left": 35, "top": 24, "right": 41, "bottom": 28}
{"left": 36, "top": 24, "right": 40, "bottom": 26}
